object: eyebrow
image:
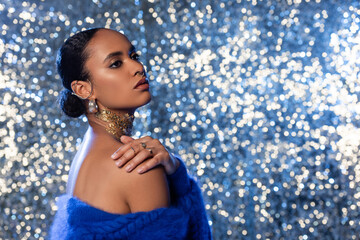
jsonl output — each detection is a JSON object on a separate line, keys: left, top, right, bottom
{"left": 103, "top": 45, "right": 136, "bottom": 63}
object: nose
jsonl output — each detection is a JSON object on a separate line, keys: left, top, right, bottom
{"left": 134, "top": 70, "right": 145, "bottom": 77}
{"left": 128, "top": 58, "right": 145, "bottom": 77}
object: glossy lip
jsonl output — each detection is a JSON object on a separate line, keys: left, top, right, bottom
{"left": 134, "top": 83, "right": 149, "bottom": 90}
{"left": 134, "top": 77, "right": 149, "bottom": 89}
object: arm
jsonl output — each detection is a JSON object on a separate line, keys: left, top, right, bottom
{"left": 110, "top": 136, "right": 211, "bottom": 239}
{"left": 113, "top": 160, "right": 211, "bottom": 240}
{"left": 166, "top": 155, "right": 212, "bottom": 240}
{"left": 120, "top": 165, "right": 170, "bottom": 213}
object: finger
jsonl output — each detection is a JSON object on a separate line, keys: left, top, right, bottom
{"left": 112, "top": 135, "right": 153, "bottom": 160}
{"left": 115, "top": 146, "right": 139, "bottom": 168}
{"left": 111, "top": 136, "right": 135, "bottom": 159}
{"left": 137, "top": 155, "right": 161, "bottom": 174}
{"left": 111, "top": 143, "right": 132, "bottom": 160}
{"left": 134, "top": 135, "right": 152, "bottom": 145}
{"left": 146, "top": 138, "right": 166, "bottom": 152}
{"left": 120, "top": 135, "right": 134, "bottom": 144}
{"left": 124, "top": 149, "right": 153, "bottom": 172}
{"left": 111, "top": 136, "right": 138, "bottom": 160}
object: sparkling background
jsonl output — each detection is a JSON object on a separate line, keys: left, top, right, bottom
{"left": 1, "top": 0, "right": 360, "bottom": 239}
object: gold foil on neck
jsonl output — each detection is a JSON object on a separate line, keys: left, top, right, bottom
{"left": 95, "top": 109, "right": 135, "bottom": 140}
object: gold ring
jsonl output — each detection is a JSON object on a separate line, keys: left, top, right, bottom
{"left": 146, "top": 148, "right": 153, "bottom": 154}
{"left": 130, "top": 146, "right": 136, "bottom": 153}
{"left": 141, "top": 142, "right": 147, "bottom": 149}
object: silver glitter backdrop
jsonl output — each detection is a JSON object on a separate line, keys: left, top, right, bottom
{"left": 1, "top": 0, "right": 360, "bottom": 239}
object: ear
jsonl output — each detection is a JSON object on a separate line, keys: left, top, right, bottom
{"left": 71, "top": 80, "right": 93, "bottom": 99}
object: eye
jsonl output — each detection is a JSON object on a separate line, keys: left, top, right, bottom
{"left": 130, "top": 52, "right": 140, "bottom": 61}
{"left": 109, "top": 60, "right": 122, "bottom": 68}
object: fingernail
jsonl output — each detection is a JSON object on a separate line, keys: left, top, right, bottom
{"left": 116, "top": 157, "right": 125, "bottom": 166}
{"left": 126, "top": 165, "right": 132, "bottom": 172}
{"left": 112, "top": 146, "right": 124, "bottom": 158}
{"left": 116, "top": 160, "right": 122, "bottom": 167}
{"left": 137, "top": 167, "right": 144, "bottom": 173}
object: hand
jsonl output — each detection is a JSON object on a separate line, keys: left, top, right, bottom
{"left": 111, "top": 135, "right": 180, "bottom": 175}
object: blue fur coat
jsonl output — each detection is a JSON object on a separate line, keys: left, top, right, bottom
{"left": 49, "top": 156, "right": 212, "bottom": 240}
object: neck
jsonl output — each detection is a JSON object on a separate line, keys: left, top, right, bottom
{"left": 86, "top": 109, "right": 135, "bottom": 142}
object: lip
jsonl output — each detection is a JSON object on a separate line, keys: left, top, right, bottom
{"left": 134, "top": 77, "right": 149, "bottom": 89}
{"left": 134, "top": 83, "right": 149, "bottom": 90}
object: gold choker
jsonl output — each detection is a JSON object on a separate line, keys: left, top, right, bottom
{"left": 94, "top": 110, "right": 135, "bottom": 140}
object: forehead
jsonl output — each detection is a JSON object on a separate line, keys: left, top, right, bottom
{"left": 86, "top": 29, "right": 132, "bottom": 58}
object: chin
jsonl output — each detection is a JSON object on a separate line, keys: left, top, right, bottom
{"left": 144, "top": 94, "right": 152, "bottom": 105}
{"left": 138, "top": 93, "right": 152, "bottom": 108}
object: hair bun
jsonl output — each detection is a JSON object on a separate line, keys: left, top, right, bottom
{"left": 59, "top": 89, "right": 86, "bottom": 118}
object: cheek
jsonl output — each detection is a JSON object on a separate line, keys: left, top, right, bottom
{"left": 94, "top": 73, "right": 132, "bottom": 105}
{"left": 102, "top": 78, "right": 127, "bottom": 93}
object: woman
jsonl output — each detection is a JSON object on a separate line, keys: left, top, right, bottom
{"left": 49, "top": 28, "right": 212, "bottom": 239}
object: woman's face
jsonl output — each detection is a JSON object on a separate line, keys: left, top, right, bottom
{"left": 85, "top": 29, "right": 151, "bottom": 112}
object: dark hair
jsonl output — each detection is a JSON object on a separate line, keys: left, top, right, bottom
{"left": 57, "top": 28, "right": 102, "bottom": 118}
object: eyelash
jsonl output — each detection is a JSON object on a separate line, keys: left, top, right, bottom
{"left": 131, "top": 52, "right": 140, "bottom": 61}
{"left": 109, "top": 52, "right": 140, "bottom": 69}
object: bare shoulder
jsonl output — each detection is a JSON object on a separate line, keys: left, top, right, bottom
{"left": 77, "top": 137, "right": 170, "bottom": 214}
{"left": 108, "top": 161, "right": 170, "bottom": 213}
